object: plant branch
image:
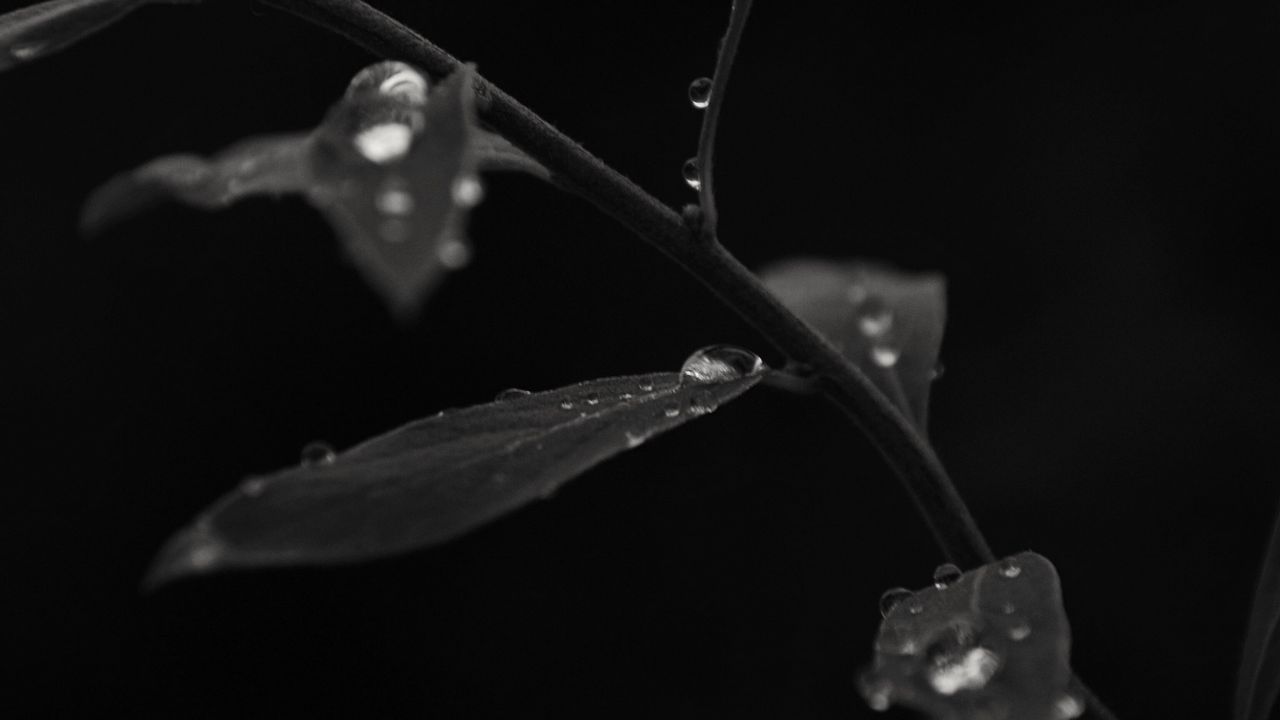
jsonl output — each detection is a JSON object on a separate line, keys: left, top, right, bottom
{"left": 694, "top": 0, "right": 753, "bottom": 238}
{"left": 257, "top": 3, "right": 1117, "bottom": 717}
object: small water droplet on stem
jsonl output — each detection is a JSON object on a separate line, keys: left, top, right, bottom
{"left": 688, "top": 76, "right": 712, "bottom": 108}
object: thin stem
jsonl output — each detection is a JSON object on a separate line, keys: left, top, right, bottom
{"left": 695, "top": 0, "right": 753, "bottom": 238}
{"left": 258, "top": 2, "right": 1116, "bottom": 716}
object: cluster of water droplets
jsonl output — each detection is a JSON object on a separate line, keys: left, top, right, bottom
{"left": 679, "top": 76, "right": 713, "bottom": 190}
{"left": 844, "top": 283, "right": 902, "bottom": 368}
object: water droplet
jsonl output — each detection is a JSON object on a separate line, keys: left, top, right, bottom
{"left": 688, "top": 76, "right": 712, "bottom": 108}
{"left": 907, "top": 601, "right": 924, "bottom": 615}
{"left": 682, "top": 157, "right": 701, "bottom": 190}
{"left": 376, "top": 188, "right": 414, "bottom": 216}
{"left": 495, "top": 388, "right": 532, "bottom": 401}
{"left": 927, "top": 645, "right": 1000, "bottom": 695}
{"left": 932, "top": 562, "right": 962, "bottom": 589}
{"left": 680, "top": 345, "right": 765, "bottom": 384}
{"left": 638, "top": 380, "right": 655, "bottom": 392}
{"left": 378, "top": 65, "right": 429, "bottom": 104}
{"left": 870, "top": 345, "right": 900, "bottom": 368}
{"left": 619, "top": 393, "right": 634, "bottom": 401}
{"left": 437, "top": 239, "right": 472, "bottom": 269}
{"left": 559, "top": 399, "right": 574, "bottom": 410}
{"left": 625, "top": 430, "right": 646, "bottom": 448}
{"left": 301, "top": 441, "right": 336, "bottom": 467}
{"left": 1053, "top": 694, "right": 1084, "bottom": 719}
{"left": 859, "top": 675, "right": 893, "bottom": 712}
{"left": 879, "top": 587, "right": 912, "bottom": 618}
{"left": 858, "top": 298, "right": 893, "bottom": 337}
{"left": 1008, "top": 623, "right": 1031, "bottom": 641}
{"left": 998, "top": 558, "right": 1022, "bottom": 578}
{"left": 353, "top": 122, "right": 414, "bottom": 164}
{"left": 663, "top": 402, "right": 680, "bottom": 418}
{"left": 10, "top": 42, "right": 43, "bottom": 62}
{"left": 243, "top": 479, "right": 267, "bottom": 497}
{"left": 687, "top": 390, "right": 719, "bottom": 415}
{"left": 452, "top": 175, "right": 484, "bottom": 207}
{"left": 579, "top": 392, "right": 599, "bottom": 406}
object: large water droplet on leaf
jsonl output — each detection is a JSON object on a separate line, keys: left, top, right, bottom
{"left": 880, "top": 587, "right": 913, "bottom": 618}
{"left": 688, "top": 76, "right": 712, "bottom": 108}
{"left": 680, "top": 345, "right": 765, "bottom": 384}
{"left": 932, "top": 562, "right": 961, "bottom": 589}
{"left": 682, "top": 157, "right": 701, "bottom": 190}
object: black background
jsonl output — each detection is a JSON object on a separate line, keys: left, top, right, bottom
{"left": 3, "top": 0, "right": 1279, "bottom": 717}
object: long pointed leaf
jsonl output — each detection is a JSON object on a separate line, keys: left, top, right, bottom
{"left": 1236, "top": 502, "right": 1280, "bottom": 720}
{"left": 145, "top": 347, "right": 768, "bottom": 588}
{"left": 0, "top": 0, "right": 194, "bottom": 72}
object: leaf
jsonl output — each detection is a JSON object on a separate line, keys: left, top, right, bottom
{"left": 760, "top": 258, "right": 945, "bottom": 434}
{"left": 1236, "top": 503, "right": 1280, "bottom": 720}
{"left": 0, "top": 0, "right": 194, "bottom": 72}
{"left": 860, "top": 553, "right": 1081, "bottom": 720}
{"left": 81, "top": 61, "right": 549, "bottom": 318}
{"left": 144, "top": 346, "right": 769, "bottom": 589}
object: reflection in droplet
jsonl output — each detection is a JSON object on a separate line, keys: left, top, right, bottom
{"left": 663, "top": 403, "right": 680, "bottom": 418}
{"left": 559, "top": 399, "right": 574, "bottom": 410}
{"left": 639, "top": 380, "right": 655, "bottom": 392}
{"left": 680, "top": 345, "right": 765, "bottom": 384}
{"left": 858, "top": 299, "right": 893, "bottom": 337}
{"left": 495, "top": 388, "right": 532, "bottom": 401}
{"left": 688, "top": 76, "right": 712, "bottom": 108}
{"left": 353, "top": 122, "right": 414, "bottom": 164}
{"left": 998, "top": 558, "right": 1022, "bottom": 578}
{"left": 1009, "top": 623, "right": 1031, "bottom": 641}
{"left": 584, "top": 392, "right": 600, "bottom": 406}
{"left": 879, "top": 587, "right": 912, "bottom": 618}
{"left": 625, "top": 431, "right": 646, "bottom": 448}
{"left": 378, "top": 65, "right": 429, "bottom": 104}
{"left": 437, "top": 239, "right": 472, "bottom": 268}
{"left": 682, "top": 157, "right": 701, "bottom": 190}
{"left": 907, "top": 601, "right": 924, "bottom": 616}
{"left": 687, "top": 390, "right": 719, "bottom": 415}
{"left": 452, "top": 176, "right": 484, "bottom": 207}
{"left": 301, "top": 441, "right": 336, "bottom": 467}
{"left": 933, "top": 562, "right": 962, "bottom": 589}
{"left": 928, "top": 646, "right": 1000, "bottom": 696}
{"left": 1053, "top": 694, "right": 1084, "bottom": 719}
{"left": 870, "top": 345, "right": 900, "bottom": 368}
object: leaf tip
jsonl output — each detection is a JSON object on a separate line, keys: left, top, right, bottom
{"left": 141, "top": 524, "right": 228, "bottom": 592}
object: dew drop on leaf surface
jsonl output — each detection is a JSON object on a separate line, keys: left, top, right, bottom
{"left": 932, "top": 562, "right": 961, "bottom": 589}
{"left": 495, "top": 388, "right": 531, "bottom": 401}
{"left": 353, "top": 122, "right": 414, "bottom": 164}
{"left": 300, "top": 441, "right": 336, "bottom": 467}
{"left": 682, "top": 157, "right": 701, "bottom": 190}
{"left": 879, "top": 587, "right": 913, "bottom": 618}
{"left": 679, "top": 345, "right": 765, "bottom": 384}
{"left": 998, "top": 558, "right": 1022, "bottom": 578}
{"left": 870, "top": 345, "right": 900, "bottom": 368}
{"left": 688, "top": 76, "right": 712, "bottom": 108}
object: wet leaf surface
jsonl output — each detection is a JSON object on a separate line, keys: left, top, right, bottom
{"left": 0, "top": 0, "right": 194, "bottom": 73}
{"left": 81, "top": 62, "right": 547, "bottom": 317}
{"left": 861, "top": 552, "right": 1079, "bottom": 720}
{"left": 145, "top": 348, "right": 768, "bottom": 589}
{"left": 760, "top": 258, "right": 945, "bottom": 435}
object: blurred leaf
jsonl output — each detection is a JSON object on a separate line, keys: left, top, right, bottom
{"left": 0, "top": 0, "right": 194, "bottom": 72}
{"left": 760, "top": 258, "right": 945, "bottom": 434}
{"left": 1236, "top": 503, "right": 1280, "bottom": 720}
{"left": 145, "top": 346, "right": 768, "bottom": 589}
{"left": 860, "top": 552, "right": 1081, "bottom": 720}
{"left": 82, "top": 61, "right": 548, "bottom": 317}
